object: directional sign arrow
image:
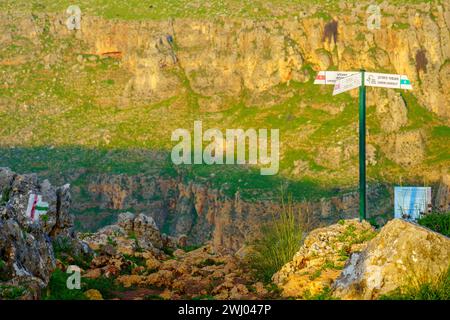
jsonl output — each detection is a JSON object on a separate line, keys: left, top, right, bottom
{"left": 333, "top": 72, "right": 362, "bottom": 95}
{"left": 314, "top": 71, "right": 359, "bottom": 85}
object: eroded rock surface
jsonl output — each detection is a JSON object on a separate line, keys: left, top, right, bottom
{"left": 272, "top": 219, "right": 376, "bottom": 298}
{"left": 332, "top": 219, "right": 450, "bottom": 300}
{"left": 0, "top": 168, "right": 84, "bottom": 299}
{"left": 79, "top": 216, "right": 275, "bottom": 300}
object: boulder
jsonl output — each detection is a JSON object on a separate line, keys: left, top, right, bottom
{"left": 83, "top": 212, "right": 164, "bottom": 254}
{"left": 85, "top": 289, "right": 103, "bottom": 300}
{"left": 0, "top": 168, "right": 76, "bottom": 299}
{"left": 272, "top": 219, "right": 377, "bottom": 298}
{"left": 332, "top": 219, "right": 450, "bottom": 299}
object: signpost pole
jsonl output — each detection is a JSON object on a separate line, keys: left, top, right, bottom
{"left": 359, "top": 70, "right": 367, "bottom": 221}
{"left": 314, "top": 69, "right": 412, "bottom": 221}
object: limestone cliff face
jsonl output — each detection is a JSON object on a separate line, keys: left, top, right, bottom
{"left": 72, "top": 173, "right": 389, "bottom": 251}
{"left": 75, "top": 171, "right": 450, "bottom": 251}
{"left": 4, "top": 2, "right": 446, "bottom": 170}
{"left": 33, "top": 2, "right": 448, "bottom": 119}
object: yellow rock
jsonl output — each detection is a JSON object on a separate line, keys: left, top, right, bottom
{"left": 160, "top": 289, "right": 173, "bottom": 300}
{"left": 116, "top": 275, "right": 145, "bottom": 288}
{"left": 83, "top": 268, "right": 102, "bottom": 279}
{"left": 85, "top": 289, "right": 103, "bottom": 300}
{"left": 273, "top": 219, "right": 376, "bottom": 298}
{"left": 333, "top": 219, "right": 450, "bottom": 300}
{"left": 145, "top": 257, "right": 161, "bottom": 270}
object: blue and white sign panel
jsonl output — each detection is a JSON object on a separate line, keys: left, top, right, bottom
{"left": 394, "top": 187, "right": 431, "bottom": 221}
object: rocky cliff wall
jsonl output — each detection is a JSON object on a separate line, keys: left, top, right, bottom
{"left": 11, "top": 2, "right": 447, "bottom": 118}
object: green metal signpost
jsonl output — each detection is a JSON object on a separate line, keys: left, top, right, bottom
{"left": 358, "top": 70, "right": 366, "bottom": 221}
{"left": 314, "top": 69, "right": 412, "bottom": 222}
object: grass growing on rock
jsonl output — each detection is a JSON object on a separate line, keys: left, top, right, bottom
{"left": 380, "top": 266, "right": 450, "bottom": 300}
{"left": 248, "top": 193, "right": 303, "bottom": 283}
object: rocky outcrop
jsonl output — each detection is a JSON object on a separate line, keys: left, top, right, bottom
{"left": 82, "top": 211, "right": 180, "bottom": 255}
{"left": 79, "top": 217, "right": 274, "bottom": 300}
{"left": 332, "top": 219, "right": 450, "bottom": 300}
{"left": 12, "top": 2, "right": 446, "bottom": 118}
{"left": 272, "top": 219, "right": 376, "bottom": 298}
{"left": 435, "top": 174, "right": 450, "bottom": 213}
{"left": 371, "top": 89, "right": 408, "bottom": 133}
{"left": 0, "top": 168, "right": 79, "bottom": 299}
{"left": 381, "top": 130, "right": 426, "bottom": 167}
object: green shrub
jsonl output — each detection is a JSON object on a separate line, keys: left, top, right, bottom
{"left": 52, "top": 237, "right": 92, "bottom": 269}
{"left": 303, "top": 287, "right": 338, "bottom": 300}
{"left": 192, "top": 294, "right": 215, "bottom": 300}
{"left": 0, "top": 285, "right": 26, "bottom": 299}
{"left": 0, "top": 258, "right": 7, "bottom": 281}
{"left": 197, "top": 258, "right": 223, "bottom": 268}
{"left": 0, "top": 188, "right": 10, "bottom": 205}
{"left": 182, "top": 244, "right": 202, "bottom": 252}
{"left": 44, "top": 269, "right": 123, "bottom": 300}
{"left": 83, "top": 276, "right": 122, "bottom": 299}
{"left": 380, "top": 266, "right": 450, "bottom": 300}
{"left": 43, "top": 269, "right": 87, "bottom": 300}
{"left": 418, "top": 212, "right": 450, "bottom": 237}
{"left": 248, "top": 193, "right": 303, "bottom": 283}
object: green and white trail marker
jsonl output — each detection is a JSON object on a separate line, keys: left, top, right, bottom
{"left": 26, "top": 193, "right": 49, "bottom": 222}
{"left": 314, "top": 70, "right": 413, "bottom": 221}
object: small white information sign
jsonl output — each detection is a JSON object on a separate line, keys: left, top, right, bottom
{"left": 333, "top": 72, "right": 362, "bottom": 95}
{"left": 365, "top": 72, "right": 413, "bottom": 90}
{"left": 394, "top": 187, "right": 432, "bottom": 221}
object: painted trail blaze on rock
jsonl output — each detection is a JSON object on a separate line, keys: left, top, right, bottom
{"left": 25, "top": 194, "right": 49, "bottom": 222}
{"left": 0, "top": 168, "right": 78, "bottom": 299}
{"left": 332, "top": 219, "right": 450, "bottom": 300}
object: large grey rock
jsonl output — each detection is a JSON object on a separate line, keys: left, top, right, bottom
{"left": 84, "top": 212, "right": 164, "bottom": 254}
{"left": 0, "top": 168, "right": 75, "bottom": 299}
{"left": 332, "top": 219, "right": 450, "bottom": 300}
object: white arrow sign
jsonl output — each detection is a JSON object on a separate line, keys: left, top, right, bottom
{"left": 365, "top": 72, "right": 412, "bottom": 90}
{"left": 333, "top": 73, "right": 362, "bottom": 95}
{"left": 314, "top": 71, "right": 359, "bottom": 85}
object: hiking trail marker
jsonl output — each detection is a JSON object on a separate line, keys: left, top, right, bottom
{"left": 25, "top": 194, "right": 49, "bottom": 222}
{"left": 314, "top": 70, "right": 413, "bottom": 221}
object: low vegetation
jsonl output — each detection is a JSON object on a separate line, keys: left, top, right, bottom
{"left": 418, "top": 212, "right": 450, "bottom": 237}
{"left": 380, "top": 266, "right": 450, "bottom": 300}
{"left": 0, "top": 285, "right": 26, "bottom": 300}
{"left": 248, "top": 193, "right": 303, "bottom": 283}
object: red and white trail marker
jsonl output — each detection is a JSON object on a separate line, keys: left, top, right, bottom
{"left": 25, "top": 194, "right": 49, "bottom": 222}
